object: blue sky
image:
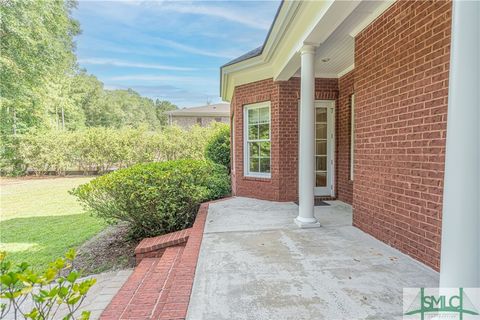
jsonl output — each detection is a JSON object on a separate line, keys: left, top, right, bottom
{"left": 73, "top": 0, "right": 280, "bottom": 107}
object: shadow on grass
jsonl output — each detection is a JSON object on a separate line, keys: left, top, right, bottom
{"left": 0, "top": 214, "right": 105, "bottom": 272}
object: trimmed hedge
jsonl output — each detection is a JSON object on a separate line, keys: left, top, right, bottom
{"left": 72, "top": 159, "right": 230, "bottom": 239}
{"left": 4, "top": 123, "right": 227, "bottom": 176}
{"left": 205, "top": 124, "right": 230, "bottom": 172}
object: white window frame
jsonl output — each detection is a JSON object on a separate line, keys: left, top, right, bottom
{"left": 350, "top": 94, "right": 355, "bottom": 181}
{"left": 243, "top": 101, "right": 271, "bottom": 178}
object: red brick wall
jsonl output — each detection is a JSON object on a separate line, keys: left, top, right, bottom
{"left": 231, "top": 77, "right": 340, "bottom": 202}
{"left": 231, "top": 78, "right": 281, "bottom": 201}
{"left": 337, "top": 71, "right": 354, "bottom": 204}
{"left": 353, "top": 0, "right": 451, "bottom": 270}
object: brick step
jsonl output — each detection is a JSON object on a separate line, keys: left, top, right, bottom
{"left": 100, "top": 246, "right": 184, "bottom": 320}
{"left": 135, "top": 228, "right": 191, "bottom": 264}
{"left": 100, "top": 202, "right": 213, "bottom": 320}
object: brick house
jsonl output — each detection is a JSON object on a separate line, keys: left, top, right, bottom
{"left": 220, "top": 0, "right": 478, "bottom": 287}
{"left": 166, "top": 102, "right": 230, "bottom": 128}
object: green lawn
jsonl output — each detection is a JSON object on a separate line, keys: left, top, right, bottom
{"left": 0, "top": 177, "right": 106, "bottom": 271}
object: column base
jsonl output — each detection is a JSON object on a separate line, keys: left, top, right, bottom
{"left": 294, "top": 217, "right": 321, "bottom": 228}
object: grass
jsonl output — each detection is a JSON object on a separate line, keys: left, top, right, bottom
{"left": 0, "top": 177, "right": 106, "bottom": 271}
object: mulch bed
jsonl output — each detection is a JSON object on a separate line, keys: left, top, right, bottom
{"left": 74, "top": 223, "right": 139, "bottom": 275}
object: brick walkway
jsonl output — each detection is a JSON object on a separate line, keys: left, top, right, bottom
{"left": 100, "top": 201, "right": 211, "bottom": 320}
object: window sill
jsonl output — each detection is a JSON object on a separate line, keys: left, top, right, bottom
{"left": 243, "top": 175, "right": 271, "bottom": 182}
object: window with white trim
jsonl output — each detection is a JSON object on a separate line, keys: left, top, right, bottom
{"left": 350, "top": 94, "right": 355, "bottom": 181}
{"left": 244, "top": 102, "right": 271, "bottom": 177}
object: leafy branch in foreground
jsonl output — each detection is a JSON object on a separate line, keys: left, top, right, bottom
{"left": 0, "top": 250, "right": 96, "bottom": 320}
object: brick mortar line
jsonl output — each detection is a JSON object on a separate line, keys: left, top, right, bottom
{"left": 117, "top": 259, "right": 157, "bottom": 319}
{"left": 150, "top": 246, "right": 184, "bottom": 319}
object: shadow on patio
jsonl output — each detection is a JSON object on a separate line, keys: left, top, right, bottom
{"left": 187, "top": 197, "right": 438, "bottom": 320}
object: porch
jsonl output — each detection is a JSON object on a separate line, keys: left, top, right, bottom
{"left": 187, "top": 197, "right": 438, "bottom": 319}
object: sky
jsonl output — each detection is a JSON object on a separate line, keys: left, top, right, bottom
{"left": 73, "top": 0, "right": 280, "bottom": 107}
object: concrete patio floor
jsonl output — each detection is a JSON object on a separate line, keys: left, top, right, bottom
{"left": 187, "top": 197, "right": 439, "bottom": 320}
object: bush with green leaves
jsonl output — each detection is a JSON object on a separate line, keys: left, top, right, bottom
{"left": 0, "top": 135, "right": 26, "bottom": 176}
{"left": 8, "top": 124, "right": 229, "bottom": 176}
{"left": 205, "top": 124, "right": 230, "bottom": 171}
{"left": 0, "top": 250, "right": 95, "bottom": 320}
{"left": 17, "top": 129, "right": 75, "bottom": 175}
{"left": 72, "top": 159, "right": 231, "bottom": 239}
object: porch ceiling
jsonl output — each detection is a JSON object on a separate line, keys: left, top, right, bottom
{"left": 292, "top": 0, "right": 395, "bottom": 79}
{"left": 220, "top": 0, "right": 395, "bottom": 101}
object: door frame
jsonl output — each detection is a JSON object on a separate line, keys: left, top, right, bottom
{"left": 314, "top": 100, "right": 335, "bottom": 197}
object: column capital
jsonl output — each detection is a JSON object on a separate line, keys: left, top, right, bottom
{"left": 300, "top": 44, "right": 317, "bottom": 55}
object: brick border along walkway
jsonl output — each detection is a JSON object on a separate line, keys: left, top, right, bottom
{"left": 158, "top": 203, "right": 208, "bottom": 319}
{"left": 100, "top": 200, "right": 214, "bottom": 320}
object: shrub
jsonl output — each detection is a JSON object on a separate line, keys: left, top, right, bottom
{"left": 72, "top": 159, "right": 230, "bottom": 238}
{"left": 18, "top": 129, "right": 74, "bottom": 175}
{"left": 4, "top": 124, "right": 224, "bottom": 176}
{"left": 205, "top": 124, "right": 230, "bottom": 171}
{"left": 70, "top": 127, "right": 123, "bottom": 173}
{"left": 0, "top": 250, "right": 95, "bottom": 320}
{"left": 0, "top": 135, "right": 26, "bottom": 176}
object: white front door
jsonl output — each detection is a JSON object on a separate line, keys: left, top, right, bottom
{"left": 314, "top": 100, "right": 335, "bottom": 196}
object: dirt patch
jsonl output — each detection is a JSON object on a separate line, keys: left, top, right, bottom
{"left": 74, "top": 223, "right": 139, "bottom": 275}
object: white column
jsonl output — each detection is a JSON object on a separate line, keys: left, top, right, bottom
{"left": 295, "top": 44, "right": 320, "bottom": 228}
{"left": 439, "top": 0, "right": 479, "bottom": 288}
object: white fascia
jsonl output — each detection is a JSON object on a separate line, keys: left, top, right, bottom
{"left": 220, "top": 0, "right": 393, "bottom": 101}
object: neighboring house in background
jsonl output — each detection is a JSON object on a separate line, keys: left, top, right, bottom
{"left": 165, "top": 102, "right": 230, "bottom": 128}
{"left": 221, "top": 0, "right": 478, "bottom": 287}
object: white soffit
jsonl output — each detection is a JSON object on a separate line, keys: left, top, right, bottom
{"left": 312, "top": 0, "right": 396, "bottom": 78}
{"left": 221, "top": 0, "right": 396, "bottom": 100}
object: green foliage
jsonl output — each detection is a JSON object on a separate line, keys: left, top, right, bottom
{"left": 12, "top": 124, "right": 225, "bottom": 176}
{"left": 18, "top": 130, "right": 74, "bottom": 175}
{"left": 0, "top": 0, "right": 80, "bottom": 135}
{"left": 0, "top": 250, "right": 95, "bottom": 320}
{"left": 0, "top": 135, "right": 26, "bottom": 176}
{"left": 0, "top": 0, "right": 177, "bottom": 135}
{"left": 72, "top": 160, "right": 231, "bottom": 239}
{"left": 205, "top": 124, "right": 231, "bottom": 171}
{"left": 154, "top": 100, "right": 177, "bottom": 126}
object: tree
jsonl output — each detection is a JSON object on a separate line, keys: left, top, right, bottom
{"left": 155, "top": 100, "right": 177, "bottom": 126}
{"left": 70, "top": 71, "right": 103, "bottom": 128}
{"left": 0, "top": 0, "right": 81, "bottom": 135}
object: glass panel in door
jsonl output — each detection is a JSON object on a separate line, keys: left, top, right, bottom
{"left": 315, "top": 108, "right": 327, "bottom": 187}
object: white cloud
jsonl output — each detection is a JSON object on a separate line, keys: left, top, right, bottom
{"left": 107, "top": 74, "right": 215, "bottom": 85}
{"left": 151, "top": 37, "right": 240, "bottom": 59}
{"left": 78, "top": 58, "right": 195, "bottom": 71}
{"left": 160, "top": 3, "right": 271, "bottom": 31}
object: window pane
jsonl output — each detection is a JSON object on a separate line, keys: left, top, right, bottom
{"left": 245, "top": 104, "right": 271, "bottom": 176}
{"left": 316, "top": 140, "right": 327, "bottom": 155}
{"left": 259, "top": 107, "right": 269, "bottom": 123}
{"left": 260, "top": 158, "right": 270, "bottom": 173}
{"left": 316, "top": 156, "right": 327, "bottom": 171}
{"left": 316, "top": 172, "right": 327, "bottom": 187}
{"left": 316, "top": 123, "right": 327, "bottom": 139}
{"left": 316, "top": 108, "right": 327, "bottom": 123}
{"left": 248, "top": 124, "right": 258, "bottom": 140}
{"left": 258, "top": 123, "right": 269, "bottom": 139}
{"left": 259, "top": 141, "right": 270, "bottom": 157}
{"left": 248, "top": 108, "right": 259, "bottom": 124}
{"left": 249, "top": 157, "right": 259, "bottom": 172}
{"left": 249, "top": 142, "right": 260, "bottom": 157}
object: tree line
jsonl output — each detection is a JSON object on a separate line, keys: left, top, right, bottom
{"left": 0, "top": 0, "right": 177, "bottom": 135}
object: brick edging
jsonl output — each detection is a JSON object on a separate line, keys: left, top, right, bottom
{"left": 135, "top": 228, "right": 191, "bottom": 264}
{"left": 157, "top": 202, "right": 208, "bottom": 319}
{"left": 101, "top": 198, "right": 231, "bottom": 320}
{"left": 158, "top": 197, "right": 232, "bottom": 319}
